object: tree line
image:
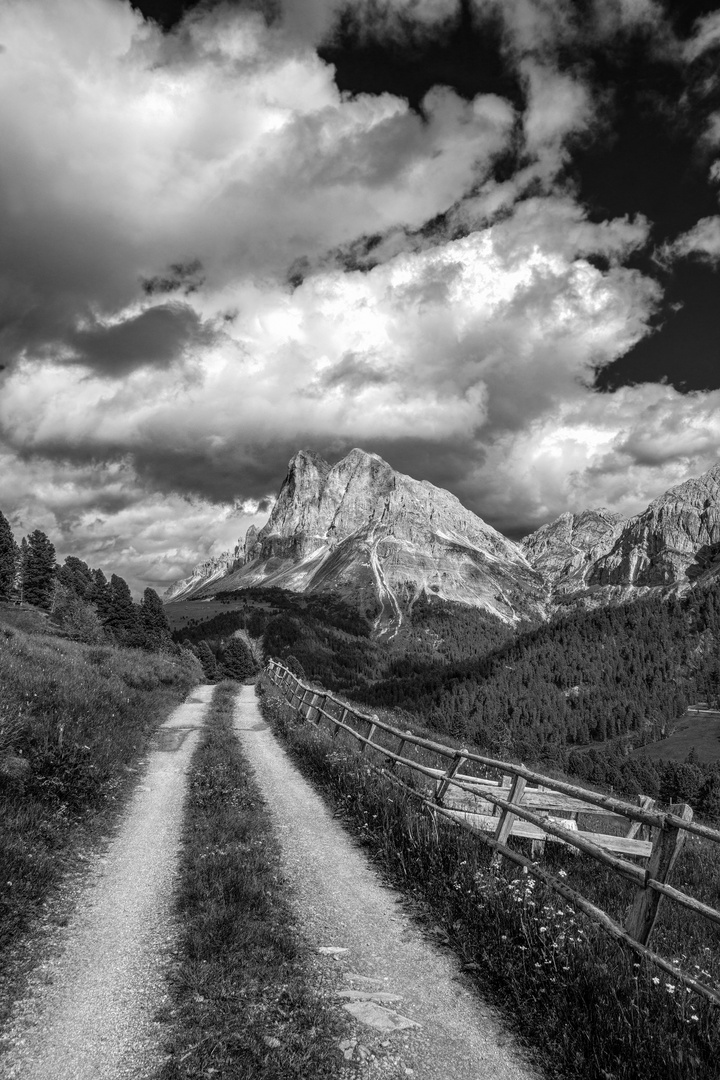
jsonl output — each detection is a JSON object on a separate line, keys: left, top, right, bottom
{"left": 0, "top": 509, "right": 173, "bottom": 652}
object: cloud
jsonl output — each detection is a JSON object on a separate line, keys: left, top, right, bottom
{"left": 661, "top": 215, "right": 720, "bottom": 266}
{"left": 64, "top": 302, "right": 217, "bottom": 376}
{"left": 0, "top": 0, "right": 717, "bottom": 589}
{"left": 683, "top": 10, "right": 720, "bottom": 63}
{"left": 0, "top": 194, "right": 660, "bottom": 520}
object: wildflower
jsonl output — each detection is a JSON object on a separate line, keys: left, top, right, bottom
{"left": 665, "top": 984, "right": 676, "bottom": 994}
{"left": 557, "top": 870, "right": 567, "bottom": 878}
{"left": 690, "top": 1015, "right": 699, "bottom": 1022}
{"left": 652, "top": 977, "right": 660, "bottom": 985}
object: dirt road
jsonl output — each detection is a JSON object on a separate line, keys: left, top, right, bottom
{"left": 233, "top": 685, "right": 540, "bottom": 1080}
{"left": 0, "top": 683, "right": 212, "bottom": 1080}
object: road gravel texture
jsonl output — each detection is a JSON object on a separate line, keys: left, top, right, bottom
{"left": 0, "top": 683, "right": 213, "bottom": 1080}
{"left": 234, "top": 685, "right": 541, "bottom": 1080}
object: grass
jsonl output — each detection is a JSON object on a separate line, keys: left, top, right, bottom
{"left": 631, "top": 709, "right": 720, "bottom": 765}
{"left": 0, "top": 613, "right": 201, "bottom": 1023}
{"left": 259, "top": 677, "right": 720, "bottom": 1080}
{"left": 156, "top": 681, "right": 349, "bottom": 1080}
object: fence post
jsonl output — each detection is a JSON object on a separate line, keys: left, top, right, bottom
{"left": 332, "top": 707, "right": 347, "bottom": 739}
{"left": 435, "top": 751, "right": 468, "bottom": 806}
{"left": 387, "top": 731, "right": 411, "bottom": 770}
{"left": 491, "top": 774, "right": 527, "bottom": 869}
{"left": 625, "top": 795, "right": 656, "bottom": 841}
{"left": 624, "top": 802, "right": 693, "bottom": 946}
{"left": 360, "top": 714, "right": 378, "bottom": 754}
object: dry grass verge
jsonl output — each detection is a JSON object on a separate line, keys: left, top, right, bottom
{"left": 259, "top": 677, "right": 720, "bottom": 1080}
{"left": 156, "top": 681, "right": 348, "bottom": 1080}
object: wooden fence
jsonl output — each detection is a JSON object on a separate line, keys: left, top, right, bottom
{"left": 266, "top": 659, "right": 720, "bottom": 1006}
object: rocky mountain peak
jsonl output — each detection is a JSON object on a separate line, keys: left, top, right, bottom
{"left": 176, "top": 447, "right": 548, "bottom": 627}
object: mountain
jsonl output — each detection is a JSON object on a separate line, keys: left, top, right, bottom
{"left": 521, "top": 464, "right": 720, "bottom": 602}
{"left": 166, "top": 448, "right": 548, "bottom": 629}
{"left": 521, "top": 508, "right": 625, "bottom": 600}
{"left": 589, "top": 465, "right": 720, "bottom": 587}
{"left": 163, "top": 550, "right": 242, "bottom": 603}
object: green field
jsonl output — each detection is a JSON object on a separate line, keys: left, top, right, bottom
{"left": 632, "top": 709, "right": 720, "bottom": 765}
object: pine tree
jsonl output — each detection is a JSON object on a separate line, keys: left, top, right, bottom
{"left": 220, "top": 636, "right": 256, "bottom": 681}
{"left": 0, "top": 511, "right": 18, "bottom": 601}
{"left": 23, "top": 530, "right": 57, "bottom": 609}
{"left": 140, "top": 587, "right": 172, "bottom": 651}
{"left": 103, "top": 574, "right": 143, "bottom": 647}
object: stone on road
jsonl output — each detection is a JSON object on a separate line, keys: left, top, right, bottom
{"left": 1, "top": 683, "right": 213, "bottom": 1080}
{"left": 233, "top": 685, "right": 540, "bottom": 1080}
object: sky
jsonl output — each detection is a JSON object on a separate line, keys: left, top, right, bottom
{"left": 1, "top": 0, "right": 720, "bottom": 594}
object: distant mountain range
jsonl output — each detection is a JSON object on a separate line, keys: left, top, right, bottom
{"left": 165, "top": 449, "right": 720, "bottom": 629}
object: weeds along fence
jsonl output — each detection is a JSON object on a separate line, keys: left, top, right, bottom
{"left": 266, "top": 659, "right": 720, "bottom": 1006}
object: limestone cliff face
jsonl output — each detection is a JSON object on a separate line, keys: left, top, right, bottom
{"left": 521, "top": 509, "right": 625, "bottom": 599}
{"left": 588, "top": 465, "right": 720, "bottom": 588}
{"left": 185, "top": 448, "right": 548, "bottom": 626}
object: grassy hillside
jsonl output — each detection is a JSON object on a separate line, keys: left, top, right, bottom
{"left": 0, "top": 607, "right": 201, "bottom": 998}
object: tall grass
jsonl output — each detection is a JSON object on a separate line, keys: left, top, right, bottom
{"left": 157, "top": 682, "right": 348, "bottom": 1080}
{"left": 0, "top": 616, "right": 201, "bottom": 971}
{"left": 259, "top": 679, "right": 720, "bottom": 1080}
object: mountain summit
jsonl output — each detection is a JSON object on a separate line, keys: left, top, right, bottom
{"left": 168, "top": 448, "right": 547, "bottom": 628}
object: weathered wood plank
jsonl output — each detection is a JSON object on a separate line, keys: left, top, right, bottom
{"left": 625, "top": 802, "right": 694, "bottom": 945}
{"left": 444, "top": 810, "right": 653, "bottom": 858}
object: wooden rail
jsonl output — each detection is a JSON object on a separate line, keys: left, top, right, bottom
{"left": 266, "top": 660, "right": 720, "bottom": 1006}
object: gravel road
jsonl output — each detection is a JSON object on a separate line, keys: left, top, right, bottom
{"left": 0, "top": 683, "right": 213, "bottom": 1080}
{"left": 234, "top": 685, "right": 541, "bottom": 1080}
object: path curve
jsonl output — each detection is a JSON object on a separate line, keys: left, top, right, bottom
{"left": 234, "top": 685, "right": 540, "bottom": 1080}
{"left": 0, "top": 683, "right": 213, "bottom": 1080}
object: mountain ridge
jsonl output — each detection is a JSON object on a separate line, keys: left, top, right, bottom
{"left": 165, "top": 450, "right": 720, "bottom": 624}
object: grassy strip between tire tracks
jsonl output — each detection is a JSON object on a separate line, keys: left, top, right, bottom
{"left": 258, "top": 676, "right": 720, "bottom": 1080}
{"left": 156, "top": 681, "right": 349, "bottom": 1080}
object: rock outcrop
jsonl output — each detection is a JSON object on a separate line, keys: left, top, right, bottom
{"left": 521, "top": 509, "right": 625, "bottom": 600}
{"left": 588, "top": 465, "right": 720, "bottom": 588}
{"left": 521, "top": 464, "right": 720, "bottom": 603}
{"left": 163, "top": 549, "right": 241, "bottom": 603}
{"left": 172, "top": 448, "right": 548, "bottom": 627}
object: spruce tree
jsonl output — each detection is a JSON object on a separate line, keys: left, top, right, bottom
{"left": 88, "top": 568, "right": 112, "bottom": 622}
{"left": 23, "top": 530, "right": 56, "bottom": 609}
{"left": 140, "top": 587, "right": 172, "bottom": 651}
{"left": 220, "top": 636, "right": 255, "bottom": 681}
{"left": 104, "top": 574, "right": 143, "bottom": 647}
{"left": 57, "top": 556, "right": 94, "bottom": 600}
{"left": 0, "top": 511, "right": 18, "bottom": 601}
{"left": 196, "top": 640, "right": 218, "bottom": 681}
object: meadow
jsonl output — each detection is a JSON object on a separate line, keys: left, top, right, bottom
{"left": 259, "top": 676, "right": 720, "bottom": 1080}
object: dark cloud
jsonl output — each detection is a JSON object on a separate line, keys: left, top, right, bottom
{"left": 141, "top": 258, "right": 205, "bottom": 296}
{"left": 67, "top": 303, "right": 216, "bottom": 376}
